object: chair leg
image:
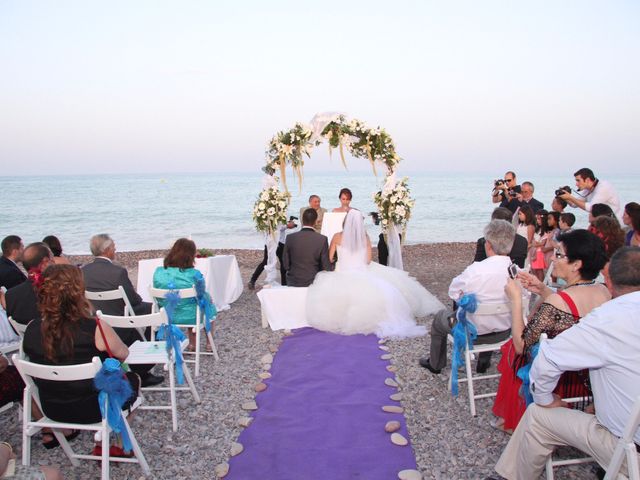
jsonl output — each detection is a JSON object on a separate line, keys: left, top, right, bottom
{"left": 169, "top": 361, "right": 178, "bottom": 432}
{"left": 194, "top": 327, "right": 200, "bottom": 377}
{"left": 101, "top": 424, "right": 109, "bottom": 480}
{"left": 466, "top": 349, "right": 476, "bottom": 416}
{"left": 122, "top": 412, "right": 151, "bottom": 475}
{"left": 56, "top": 429, "right": 79, "bottom": 467}
{"left": 183, "top": 362, "right": 201, "bottom": 404}
{"left": 545, "top": 456, "right": 555, "bottom": 479}
{"left": 625, "top": 443, "right": 640, "bottom": 480}
{"left": 206, "top": 331, "right": 220, "bottom": 361}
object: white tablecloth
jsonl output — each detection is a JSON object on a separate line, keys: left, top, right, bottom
{"left": 257, "top": 286, "right": 309, "bottom": 330}
{"left": 137, "top": 255, "right": 243, "bottom": 311}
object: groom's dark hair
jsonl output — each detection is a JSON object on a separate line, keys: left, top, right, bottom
{"left": 302, "top": 208, "right": 318, "bottom": 227}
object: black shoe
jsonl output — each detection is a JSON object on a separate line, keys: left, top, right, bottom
{"left": 247, "top": 281, "right": 255, "bottom": 290}
{"left": 141, "top": 373, "right": 165, "bottom": 387}
{"left": 476, "top": 357, "right": 491, "bottom": 374}
{"left": 419, "top": 358, "right": 442, "bottom": 374}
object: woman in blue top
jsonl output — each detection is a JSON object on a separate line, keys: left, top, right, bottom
{"left": 153, "top": 238, "right": 216, "bottom": 351}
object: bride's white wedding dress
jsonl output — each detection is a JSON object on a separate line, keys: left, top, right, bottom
{"left": 306, "top": 244, "right": 444, "bottom": 338}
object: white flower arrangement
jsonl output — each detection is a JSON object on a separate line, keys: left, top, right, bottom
{"left": 252, "top": 186, "right": 290, "bottom": 234}
{"left": 373, "top": 176, "right": 415, "bottom": 233}
{"left": 262, "top": 122, "right": 314, "bottom": 177}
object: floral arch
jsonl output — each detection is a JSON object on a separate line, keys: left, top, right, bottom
{"left": 252, "top": 112, "right": 415, "bottom": 283}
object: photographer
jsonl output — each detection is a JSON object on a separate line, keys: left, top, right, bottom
{"left": 248, "top": 216, "right": 297, "bottom": 289}
{"left": 557, "top": 167, "right": 623, "bottom": 223}
{"left": 491, "top": 171, "right": 521, "bottom": 213}
{"left": 370, "top": 212, "right": 402, "bottom": 266}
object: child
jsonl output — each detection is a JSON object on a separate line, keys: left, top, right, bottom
{"left": 559, "top": 212, "right": 575, "bottom": 233}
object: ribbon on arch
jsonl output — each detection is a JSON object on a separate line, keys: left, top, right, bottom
{"left": 450, "top": 293, "right": 478, "bottom": 396}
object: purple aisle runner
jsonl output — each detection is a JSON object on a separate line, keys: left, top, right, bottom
{"left": 227, "top": 327, "right": 418, "bottom": 480}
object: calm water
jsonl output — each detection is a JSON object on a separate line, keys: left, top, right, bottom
{"left": 0, "top": 172, "right": 637, "bottom": 254}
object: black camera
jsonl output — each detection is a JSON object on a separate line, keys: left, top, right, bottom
{"left": 289, "top": 215, "right": 298, "bottom": 221}
{"left": 554, "top": 186, "right": 571, "bottom": 197}
{"left": 369, "top": 211, "right": 380, "bottom": 226}
{"left": 494, "top": 179, "right": 505, "bottom": 187}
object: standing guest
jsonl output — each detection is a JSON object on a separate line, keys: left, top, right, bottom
{"left": 282, "top": 208, "right": 331, "bottom": 287}
{"left": 530, "top": 210, "right": 550, "bottom": 281}
{"left": 419, "top": 220, "right": 515, "bottom": 374}
{"left": 153, "top": 238, "right": 217, "bottom": 351}
{"left": 515, "top": 205, "right": 535, "bottom": 248}
{"left": 474, "top": 207, "right": 528, "bottom": 268}
{"left": 247, "top": 218, "right": 297, "bottom": 289}
{"left": 2, "top": 243, "right": 53, "bottom": 325}
{"left": 23, "top": 264, "right": 139, "bottom": 457}
{"left": 493, "top": 247, "right": 640, "bottom": 480}
{"left": 558, "top": 167, "right": 624, "bottom": 223}
{"left": 332, "top": 188, "right": 353, "bottom": 213}
{"left": 516, "top": 181, "right": 544, "bottom": 213}
{"left": 82, "top": 234, "right": 162, "bottom": 387}
{"left": 42, "top": 235, "right": 70, "bottom": 265}
{"left": 299, "top": 195, "right": 327, "bottom": 233}
{"left": 492, "top": 230, "right": 610, "bottom": 432}
{"left": 623, "top": 201, "right": 640, "bottom": 246}
{"left": 590, "top": 216, "right": 625, "bottom": 260}
{"left": 0, "top": 235, "right": 26, "bottom": 290}
{"left": 588, "top": 202, "right": 617, "bottom": 226}
{"left": 491, "top": 171, "right": 522, "bottom": 213}
{"left": 551, "top": 196, "right": 567, "bottom": 213}
{"left": 559, "top": 212, "right": 575, "bottom": 233}
{"left": 542, "top": 211, "right": 560, "bottom": 266}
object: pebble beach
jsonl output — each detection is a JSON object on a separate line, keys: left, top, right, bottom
{"left": 1, "top": 243, "right": 596, "bottom": 479}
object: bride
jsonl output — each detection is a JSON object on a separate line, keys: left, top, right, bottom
{"left": 306, "top": 209, "right": 444, "bottom": 338}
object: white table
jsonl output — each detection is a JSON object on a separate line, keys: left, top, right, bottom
{"left": 257, "top": 286, "right": 309, "bottom": 330}
{"left": 137, "top": 255, "right": 243, "bottom": 311}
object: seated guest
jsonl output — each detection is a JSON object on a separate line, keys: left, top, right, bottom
{"left": 2, "top": 242, "right": 53, "bottom": 325}
{"left": 42, "top": 235, "right": 70, "bottom": 265}
{"left": 153, "top": 238, "right": 217, "bottom": 351}
{"left": 492, "top": 230, "right": 610, "bottom": 432}
{"left": 82, "top": 234, "right": 162, "bottom": 387}
{"left": 623, "top": 201, "right": 640, "bottom": 247}
{"left": 0, "top": 441, "right": 63, "bottom": 480}
{"left": 299, "top": 194, "right": 327, "bottom": 233}
{"left": 493, "top": 247, "right": 640, "bottom": 480}
{"left": 474, "top": 207, "right": 528, "bottom": 268}
{"left": 420, "top": 220, "right": 515, "bottom": 374}
{"left": 82, "top": 234, "right": 151, "bottom": 316}
{"left": 559, "top": 212, "right": 575, "bottom": 233}
{"left": 0, "top": 353, "right": 24, "bottom": 409}
{"left": 0, "top": 235, "right": 26, "bottom": 290}
{"left": 23, "top": 264, "right": 140, "bottom": 456}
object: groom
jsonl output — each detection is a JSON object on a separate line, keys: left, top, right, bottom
{"left": 282, "top": 208, "right": 331, "bottom": 287}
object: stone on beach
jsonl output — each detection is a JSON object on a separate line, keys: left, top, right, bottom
{"left": 214, "top": 463, "right": 229, "bottom": 478}
{"left": 385, "top": 420, "right": 401, "bottom": 433}
{"left": 385, "top": 378, "right": 399, "bottom": 388}
{"left": 383, "top": 405, "right": 404, "bottom": 413}
{"left": 391, "top": 433, "right": 409, "bottom": 446}
{"left": 260, "top": 353, "right": 273, "bottom": 364}
{"left": 378, "top": 338, "right": 388, "bottom": 344}
{"left": 230, "top": 442, "right": 244, "bottom": 456}
{"left": 390, "top": 393, "right": 403, "bottom": 401}
{"left": 387, "top": 365, "right": 398, "bottom": 372}
{"left": 258, "top": 372, "right": 272, "bottom": 379}
{"left": 254, "top": 382, "right": 267, "bottom": 392}
{"left": 261, "top": 363, "right": 271, "bottom": 371}
{"left": 381, "top": 354, "right": 392, "bottom": 360}
{"left": 379, "top": 345, "right": 390, "bottom": 351}
{"left": 238, "top": 417, "right": 253, "bottom": 428}
{"left": 241, "top": 401, "right": 258, "bottom": 411}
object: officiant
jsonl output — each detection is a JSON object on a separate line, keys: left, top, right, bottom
{"left": 299, "top": 194, "right": 326, "bottom": 233}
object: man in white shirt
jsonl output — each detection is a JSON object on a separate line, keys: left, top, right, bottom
{"left": 420, "top": 220, "right": 515, "bottom": 374}
{"left": 493, "top": 246, "right": 640, "bottom": 480}
{"left": 559, "top": 167, "right": 624, "bottom": 223}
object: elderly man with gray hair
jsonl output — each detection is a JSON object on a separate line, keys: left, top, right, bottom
{"left": 420, "top": 219, "right": 516, "bottom": 374}
{"left": 82, "top": 234, "right": 163, "bottom": 387}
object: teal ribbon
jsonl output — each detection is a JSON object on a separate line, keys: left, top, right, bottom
{"left": 516, "top": 342, "right": 540, "bottom": 406}
{"left": 156, "top": 324, "right": 186, "bottom": 385}
{"left": 94, "top": 358, "right": 133, "bottom": 453}
{"left": 193, "top": 273, "right": 216, "bottom": 333}
{"left": 450, "top": 294, "right": 478, "bottom": 396}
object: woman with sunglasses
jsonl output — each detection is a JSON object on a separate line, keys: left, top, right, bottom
{"left": 491, "top": 229, "right": 610, "bottom": 432}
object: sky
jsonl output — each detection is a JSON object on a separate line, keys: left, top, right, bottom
{"left": 1, "top": 0, "right": 639, "bottom": 176}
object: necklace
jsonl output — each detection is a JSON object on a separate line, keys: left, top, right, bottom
{"left": 565, "top": 280, "right": 596, "bottom": 288}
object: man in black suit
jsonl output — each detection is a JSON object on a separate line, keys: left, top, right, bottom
{"left": 283, "top": 209, "right": 331, "bottom": 287}
{"left": 2, "top": 242, "right": 53, "bottom": 325}
{"left": 81, "top": 233, "right": 162, "bottom": 386}
{"left": 474, "top": 207, "right": 528, "bottom": 268}
{"left": 0, "top": 235, "right": 26, "bottom": 290}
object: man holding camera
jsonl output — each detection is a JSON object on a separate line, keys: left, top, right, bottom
{"left": 558, "top": 167, "right": 623, "bottom": 223}
{"left": 491, "top": 171, "right": 522, "bottom": 213}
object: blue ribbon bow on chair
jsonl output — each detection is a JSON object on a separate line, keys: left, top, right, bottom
{"left": 450, "top": 293, "right": 478, "bottom": 396}
{"left": 516, "top": 342, "right": 540, "bottom": 406}
{"left": 94, "top": 358, "right": 134, "bottom": 453}
{"left": 159, "top": 288, "right": 187, "bottom": 385}
{"left": 194, "top": 275, "right": 216, "bottom": 333}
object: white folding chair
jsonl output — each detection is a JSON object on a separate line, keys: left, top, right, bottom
{"left": 97, "top": 309, "right": 201, "bottom": 432}
{"left": 149, "top": 286, "right": 219, "bottom": 377}
{"left": 448, "top": 302, "right": 512, "bottom": 417}
{"left": 85, "top": 286, "right": 136, "bottom": 317}
{"left": 604, "top": 395, "right": 640, "bottom": 480}
{"left": 12, "top": 354, "right": 150, "bottom": 480}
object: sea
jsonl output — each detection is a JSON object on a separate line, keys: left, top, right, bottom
{"left": 0, "top": 172, "right": 637, "bottom": 254}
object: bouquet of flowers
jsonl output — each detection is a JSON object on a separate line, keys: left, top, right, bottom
{"left": 263, "top": 122, "right": 314, "bottom": 182}
{"left": 373, "top": 176, "right": 415, "bottom": 233}
{"left": 252, "top": 186, "right": 291, "bottom": 235}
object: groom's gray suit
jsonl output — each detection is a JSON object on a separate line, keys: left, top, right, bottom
{"left": 282, "top": 227, "right": 331, "bottom": 287}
